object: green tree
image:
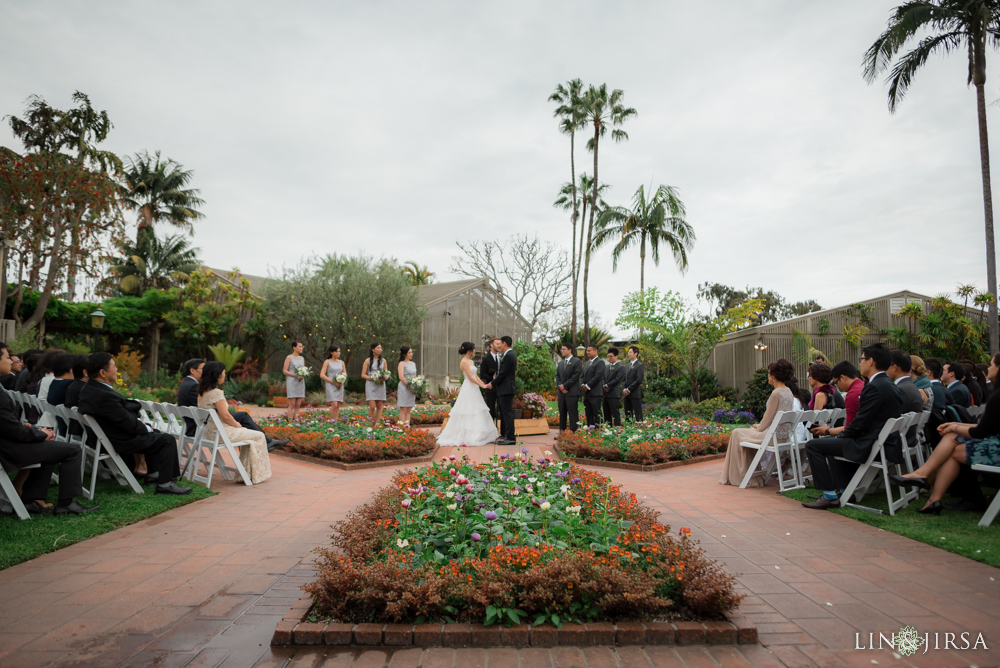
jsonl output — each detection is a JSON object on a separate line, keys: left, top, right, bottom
{"left": 554, "top": 172, "right": 609, "bottom": 339}
{"left": 884, "top": 295, "right": 989, "bottom": 360}
{"left": 616, "top": 288, "right": 764, "bottom": 402}
{"left": 594, "top": 184, "right": 695, "bottom": 298}
{"left": 401, "top": 261, "right": 434, "bottom": 286}
{"left": 578, "top": 84, "right": 636, "bottom": 345}
{"left": 863, "top": 0, "right": 1000, "bottom": 353}
{"left": 260, "top": 254, "right": 422, "bottom": 366}
{"left": 165, "top": 268, "right": 261, "bottom": 358}
{"left": 549, "top": 78, "right": 586, "bottom": 348}
{"left": 108, "top": 232, "right": 201, "bottom": 295}
{"left": 698, "top": 283, "right": 822, "bottom": 325}
{"left": 123, "top": 150, "right": 204, "bottom": 242}
{"left": 512, "top": 340, "right": 557, "bottom": 394}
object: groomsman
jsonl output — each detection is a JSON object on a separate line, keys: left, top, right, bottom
{"left": 622, "top": 345, "right": 645, "bottom": 423}
{"left": 602, "top": 347, "right": 625, "bottom": 427}
{"left": 479, "top": 337, "right": 501, "bottom": 420}
{"left": 580, "top": 345, "right": 606, "bottom": 427}
{"left": 555, "top": 343, "right": 582, "bottom": 431}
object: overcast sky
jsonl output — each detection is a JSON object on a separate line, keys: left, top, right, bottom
{"left": 2, "top": 1, "right": 996, "bottom": 334}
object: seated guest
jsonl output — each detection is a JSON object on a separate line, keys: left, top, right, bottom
{"left": 811, "top": 361, "right": 864, "bottom": 437}
{"left": 943, "top": 362, "right": 972, "bottom": 408}
{"left": 77, "top": 352, "right": 192, "bottom": 495}
{"left": 0, "top": 353, "right": 22, "bottom": 390}
{"left": 962, "top": 360, "right": 988, "bottom": 406}
{"left": 0, "top": 342, "right": 100, "bottom": 515}
{"left": 909, "top": 355, "right": 934, "bottom": 412}
{"left": 197, "top": 362, "right": 272, "bottom": 484}
{"left": 719, "top": 358, "right": 795, "bottom": 487}
{"left": 35, "top": 349, "right": 67, "bottom": 429}
{"left": 887, "top": 350, "right": 924, "bottom": 415}
{"left": 924, "top": 358, "right": 949, "bottom": 411}
{"left": 64, "top": 355, "right": 89, "bottom": 409}
{"left": 44, "top": 353, "right": 77, "bottom": 435}
{"left": 14, "top": 350, "right": 41, "bottom": 393}
{"left": 802, "top": 343, "right": 903, "bottom": 510}
{"left": 891, "top": 356, "right": 1000, "bottom": 514}
{"left": 806, "top": 363, "right": 835, "bottom": 411}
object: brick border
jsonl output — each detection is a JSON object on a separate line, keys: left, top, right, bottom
{"left": 270, "top": 446, "right": 440, "bottom": 471}
{"left": 271, "top": 593, "right": 756, "bottom": 648}
{"left": 552, "top": 442, "right": 726, "bottom": 472}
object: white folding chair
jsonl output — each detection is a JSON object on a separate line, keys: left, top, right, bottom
{"left": 839, "top": 416, "right": 912, "bottom": 515}
{"left": 968, "top": 405, "right": 985, "bottom": 419}
{"left": 187, "top": 407, "right": 252, "bottom": 488}
{"left": 814, "top": 409, "right": 832, "bottom": 427}
{"left": 912, "top": 410, "right": 931, "bottom": 467}
{"left": 178, "top": 406, "right": 210, "bottom": 481}
{"left": 737, "top": 410, "right": 803, "bottom": 491}
{"left": 76, "top": 411, "right": 145, "bottom": 499}
{"left": 0, "top": 462, "right": 41, "bottom": 520}
{"left": 897, "top": 412, "right": 922, "bottom": 475}
{"left": 972, "top": 464, "right": 1000, "bottom": 527}
{"left": 828, "top": 408, "right": 845, "bottom": 427}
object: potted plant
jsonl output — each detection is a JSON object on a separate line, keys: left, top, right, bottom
{"left": 520, "top": 392, "right": 547, "bottom": 420}
{"left": 512, "top": 395, "right": 524, "bottom": 420}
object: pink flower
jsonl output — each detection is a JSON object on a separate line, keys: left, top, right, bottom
{"left": 401, "top": 498, "right": 412, "bottom": 508}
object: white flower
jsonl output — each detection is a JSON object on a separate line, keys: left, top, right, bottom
{"left": 446, "top": 503, "right": 457, "bottom": 511}
{"left": 446, "top": 491, "right": 455, "bottom": 498}
{"left": 528, "top": 477, "right": 537, "bottom": 483}
{"left": 366, "top": 427, "right": 373, "bottom": 433}
{"left": 545, "top": 450, "right": 552, "bottom": 455}
{"left": 540, "top": 501, "right": 551, "bottom": 511}
{"left": 560, "top": 484, "right": 569, "bottom": 493}
{"left": 526, "top": 484, "right": 534, "bottom": 492}
{"left": 567, "top": 505, "right": 582, "bottom": 514}
{"left": 396, "top": 538, "right": 410, "bottom": 548}
{"left": 655, "top": 433, "right": 662, "bottom": 440}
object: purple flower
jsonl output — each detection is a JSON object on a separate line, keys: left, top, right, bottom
{"left": 484, "top": 510, "right": 498, "bottom": 521}
{"left": 569, "top": 477, "right": 581, "bottom": 485}
{"left": 471, "top": 532, "right": 481, "bottom": 542}
{"left": 521, "top": 447, "right": 529, "bottom": 454}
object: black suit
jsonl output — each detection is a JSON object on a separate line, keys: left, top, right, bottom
{"left": 554, "top": 356, "right": 582, "bottom": 431}
{"left": 895, "top": 376, "right": 924, "bottom": 446}
{"left": 77, "top": 380, "right": 180, "bottom": 481}
{"left": 805, "top": 372, "right": 903, "bottom": 492}
{"left": 0, "top": 373, "right": 16, "bottom": 390}
{"left": 603, "top": 362, "right": 625, "bottom": 427}
{"left": 492, "top": 349, "right": 517, "bottom": 441}
{"left": 580, "top": 357, "right": 606, "bottom": 426}
{"left": 479, "top": 353, "right": 500, "bottom": 421}
{"left": 946, "top": 381, "right": 972, "bottom": 409}
{"left": 0, "top": 387, "right": 82, "bottom": 503}
{"left": 623, "top": 360, "right": 645, "bottom": 422}
{"left": 177, "top": 376, "right": 200, "bottom": 437}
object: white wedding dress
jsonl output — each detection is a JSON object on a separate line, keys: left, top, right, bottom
{"left": 437, "top": 362, "right": 498, "bottom": 446}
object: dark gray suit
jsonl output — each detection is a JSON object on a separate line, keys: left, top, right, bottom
{"left": 555, "top": 356, "right": 582, "bottom": 431}
{"left": 602, "top": 361, "right": 625, "bottom": 426}
{"left": 895, "top": 376, "right": 924, "bottom": 449}
{"left": 623, "top": 360, "right": 645, "bottom": 422}
{"left": 580, "top": 357, "right": 606, "bottom": 426}
{"left": 946, "top": 381, "right": 972, "bottom": 408}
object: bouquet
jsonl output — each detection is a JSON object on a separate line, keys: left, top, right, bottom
{"left": 371, "top": 368, "right": 392, "bottom": 384}
{"left": 408, "top": 375, "right": 428, "bottom": 396}
{"left": 294, "top": 365, "right": 312, "bottom": 379}
{"left": 334, "top": 372, "right": 348, "bottom": 384}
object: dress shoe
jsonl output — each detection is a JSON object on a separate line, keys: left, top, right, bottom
{"left": 888, "top": 473, "right": 928, "bottom": 489}
{"left": 267, "top": 439, "right": 289, "bottom": 451}
{"left": 155, "top": 482, "right": 193, "bottom": 495}
{"left": 496, "top": 439, "right": 517, "bottom": 446}
{"left": 801, "top": 496, "right": 841, "bottom": 510}
{"left": 943, "top": 498, "right": 987, "bottom": 512}
{"left": 54, "top": 501, "right": 101, "bottom": 515}
{"left": 917, "top": 501, "right": 943, "bottom": 515}
{"left": 22, "top": 500, "right": 53, "bottom": 514}
{"left": 137, "top": 472, "right": 160, "bottom": 485}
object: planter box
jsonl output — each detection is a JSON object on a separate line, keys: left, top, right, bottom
{"left": 440, "top": 417, "right": 551, "bottom": 437}
{"left": 272, "top": 396, "right": 289, "bottom": 408}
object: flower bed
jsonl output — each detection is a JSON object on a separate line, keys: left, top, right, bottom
{"left": 557, "top": 419, "right": 731, "bottom": 466}
{"left": 305, "top": 452, "right": 741, "bottom": 626}
{"left": 260, "top": 414, "right": 437, "bottom": 463}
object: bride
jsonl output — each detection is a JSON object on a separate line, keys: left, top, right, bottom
{"left": 437, "top": 342, "right": 498, "bottom": 446}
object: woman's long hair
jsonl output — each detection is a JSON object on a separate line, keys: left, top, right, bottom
{"left": 199, "top": 361, "right": 226, "bottom": 396}
{"left": 368, "top": 342, "right": 382, "bottom": 370}
{"left": 399, "top": 345, "right": 411, "bottom": 362}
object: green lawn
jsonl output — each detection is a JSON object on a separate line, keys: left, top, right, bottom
{"left": 0, "top": 476, "right": 215, "bottom": 571}
{"left": 782, "top": 486, "right": 1000, "bottom": 569}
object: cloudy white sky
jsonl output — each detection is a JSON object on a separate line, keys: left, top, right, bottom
{"left": 2, "top": 1, "right": 995, "bottom": 333}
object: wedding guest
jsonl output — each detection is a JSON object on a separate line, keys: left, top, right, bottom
{"left": 198, "top": 362, "right": 272, "bottom": 485}
{"left": 925, "top": 358, "right": 949, "bottom": 411}
{"left": 622, "top": 346, "right": 645, "bottom": 422}
{"left": 806, "top": 362, "right": 836, "bottom": 411}
{"left": 719, "top": 358, "right": 795, "bottom": 487}
{"left": 396, "top": 346, "right": 417, "bottom": 427}
{"left": 603, "top": 347, "right": 625, "bottom": 427}
{"left": 0, "top": 353, "right": 21, "bottom": 389}
{"left": 362, "top": 342, "right": 388, "bottom": 423}
{"left": 282, "top": 340, "right": 307, "bottom": 421}
{"left": 319, "top": 345, "right": 345, "bottom": 421}
{"left": 14, "top": 349, "right": 41, "bottom": 393}
{"left": 943, "top": 362, "right": 972, "bottom": 408}
{"left": 580, "top": 345, "right": 606, "bottom": 427}
{"left": 64, "top": 356, "right": 88, "bottom": 409}
{"left": 961, "top": 360, "right": 987, "bottom": 406}
{"left": 44, "top": 353, "right": 76, "bottom": 435}
{"left": 909, "top": 355, "right": 934, "bottom": 412}
{"left": 177, "top": 358, "right": 205, "bottom": 436}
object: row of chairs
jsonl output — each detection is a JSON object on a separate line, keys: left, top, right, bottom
{"left": 1, "top": 391, "right": 255, "bottom": 521}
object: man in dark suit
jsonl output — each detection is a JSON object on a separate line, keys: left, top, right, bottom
{"left": 78, "top": 352, "right": 192, "bottom": 495}
{"left": 479, "top": 338, "right": 500, "bottom": 421}
{"left": 802, "top": 343, "right": 903, "bottom": 510}
{"left": 924, "top": 358, "right": 949, "bottom": 412}
{"left": 602, "top": 347, "right": 625, "bottom": 427}
{"left": 622, "top": 346, "right": 645, "bottom": 422}
{"left": 177, "top": 358, "right": 204, "bottom": 437}
{"left": 0, "top": 353, "right": 22, "bottom": 390}
{"left": 943, "top": 362, "right": 972, "bottom": 408}
{"left": 887, "top": 350, "right": 925, "bottom": 448}
{"left": 485, "top": 336, "right": 517, "bottom": 444}
{"left": 0, "top": 343, "right": 99, "bottom": 515}
{"left": 580, "top": 345, "right": 605, "bottom": 427}
{"left": 554, "top": 343, "right": 581, "bottom": 431}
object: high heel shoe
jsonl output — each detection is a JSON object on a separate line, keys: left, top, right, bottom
{"left": 917, "top": 501, "right": 943, "bottom": 515}
{"left": 888, "top": 473, "right": 928, "bottom": 490}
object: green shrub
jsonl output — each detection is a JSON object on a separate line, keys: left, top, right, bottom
{"left": 735, "top": 368, "right": 770, "bottom": 420}
{"left": 514, "top": 341, "right": 556, "bottom": 394}
{"left": 669, "top": 398, "right": 698, "bottom": 415}
{"left": 345, "top": 375, "right": 366, "bottom": 394}
{"left": 226, "top": 378, "right": 270, "bottom": 405}
{"left": 645, "top": 368, "right": 736, "bottom": 402}
{"left": 692, "top": 396, "right": 731, "bottom": 420}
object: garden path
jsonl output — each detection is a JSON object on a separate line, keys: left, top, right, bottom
{"left": 0, "top": 429, "right": 996, "bottom": 667}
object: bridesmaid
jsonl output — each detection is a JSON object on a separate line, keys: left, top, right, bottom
{"left": 282, "top": 340, "right": 306, "bottom": 421}
{"left": 320, "top": 344, "right": 345, "bottom": 420}
{"left": 361, "top": 342, "right": 387, "bottom": 424}
{"left": 396, "top": 346, "right": 417, "bottom": 427}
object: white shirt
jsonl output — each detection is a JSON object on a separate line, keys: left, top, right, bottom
{"left": 947, "top": 380, "right": 961, "bottom": 389}
{"left": 868, "top": 371, "right": 885, "bottom": 382}
{"left": 894, "top": 376, "right": 907, "bottom": 385}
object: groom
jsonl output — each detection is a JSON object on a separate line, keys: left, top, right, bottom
{"left": 485, "top": 336, "right": 517, "bottom": 445}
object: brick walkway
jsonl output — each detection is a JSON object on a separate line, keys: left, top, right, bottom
{"left": 0, "top": 429, "right": 997, "bottom": 668}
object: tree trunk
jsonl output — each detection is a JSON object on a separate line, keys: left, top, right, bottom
{"left": 584, "top": 122, "right": 600, "bottom": 346}
{"left": 65, "top": 222, "right": 80, "bottom": 301}
{"left": 0, "top": 232, "right": 9, "bottom": 320}
{"left": 975, "top": 81, "right": 999, "bottom": 354}
{"left": 570, "top": 131, "right": 579, "bottom": 349}
{"left": 21, "top": 222, "right": 63, "bottom": 331}
{"left": 638, "top": 232, "right": 646, "bottom": 339}
{"left": 690, "top": 370, "right": 700, "bottom": 403}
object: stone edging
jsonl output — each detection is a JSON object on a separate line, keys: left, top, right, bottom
{"left": 552, "top": 443, "right": 726, "bottom": 472}
{"left": 271, "top": 594, "right": 756, "bottom": 648}
{"left": 270, "top": 446, "right": 440, "bottom": 471}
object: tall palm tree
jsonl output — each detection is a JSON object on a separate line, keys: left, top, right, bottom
{"left": 594, "top": 184, "right": 695, "bottom": 297}
{"left": 578, "top": 84, "right": 636, "bottom": 345}
{"left": 111, "top": 232, "right": 201, "bottom": 295}
{"left": 863, "top": 0, "right": 1000, "bottom": 354}
{"left": 554, "top": 173, "right": 609, "bottom": 311}
{"left": 549, "top": 79, "right": 586, "bottom": 347}
{"left": 123, "top": 150, "right": 205, "bottom": 242}
{"left": 401, "top": 261, "right": 434, "bottom": 286}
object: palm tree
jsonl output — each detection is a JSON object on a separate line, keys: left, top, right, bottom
{"left": 554, "top": 173, "right": 609, "bottom": 316}
{"left": 401, "top": 261, "right": 434, "bottom": 286}
{"left": 111, "top": 232, "right": 201, "bottom": 295}
{"left": 578, "top": 84, "right": 636, "bottom": 345}
{"left": 594, "top": 184, "right": 695, "bottom": 297}
{"left": 549, "top": 79, "right": 586, "bottom": 347}
{"left": 863, "top": 0, "right": 1000, "bottom": 354}
{"left": 123, "top": 150, "right": 205, "bottom": 242}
